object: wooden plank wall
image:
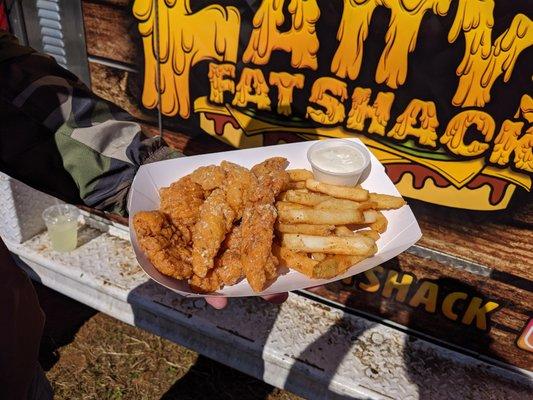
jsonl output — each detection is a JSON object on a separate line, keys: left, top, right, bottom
{"left": 81, "top": 0, "right": 533, "bottom": 370}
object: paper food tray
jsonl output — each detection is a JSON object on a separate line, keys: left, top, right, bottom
{"left": 128, "top": 139, "right": 422, "bottom": 297}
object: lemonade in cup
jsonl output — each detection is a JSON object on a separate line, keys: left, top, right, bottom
{"left": 42, "top": 204, "right": 80, "bottom": 252}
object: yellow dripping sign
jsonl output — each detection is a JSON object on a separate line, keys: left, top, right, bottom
{"left": 133, "top": 0, "right": 532, "bottom": 210}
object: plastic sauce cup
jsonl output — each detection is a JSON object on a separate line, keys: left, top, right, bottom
{"left": 42, "top": 204, "right": 80, "bottom": 252}
{"left": 307, "top": 139, "right": 371, "bottom": 186}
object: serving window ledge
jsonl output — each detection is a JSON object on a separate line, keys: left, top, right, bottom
{"left": 3, "top": 221, "right": 531, "bottom": 399}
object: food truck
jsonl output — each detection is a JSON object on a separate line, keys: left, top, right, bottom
{"left": 1, "top": 0, "right": 531, "bottom": 398}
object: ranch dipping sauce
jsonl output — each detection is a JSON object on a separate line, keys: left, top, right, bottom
{"left": 307, "top": 139, "right": 371, "bottom": 186}
{"left": 310, "top": 145, "right": 365, "bottom": 173}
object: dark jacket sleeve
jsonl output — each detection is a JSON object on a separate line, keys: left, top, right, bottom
{"left": 0, "top": 239, "right": 46, "bottom": 400}
{"left": 0, "top": 31, "right": 181, "bottom": 216}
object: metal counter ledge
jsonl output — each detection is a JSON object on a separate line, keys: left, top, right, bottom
{"left": 5, "top": 219, "right": 533, "bottom": 400}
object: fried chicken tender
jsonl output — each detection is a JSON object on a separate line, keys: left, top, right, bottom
{"left": 264, "top": 254, "right": 279, "bottom": 281}
{"left": 189, "top": 270, "right": 222, "bottom": 293}
{"left": 220, "top": 161, "right": 256, "bottom": 218}
{"left": 191, "top": 188, "right": 236, "bottom": 278}
{"left": 240, "top": 203, "right": 279, "bottom": 291}
{"left": 134, "top": 157, "right": 288, "bottom": 293}
{"left": 160, "top": 176, "right": 205, "bottom": 243}
{"left": 189, "top": 165, "right": 225, "bottom": 192}
{"left": 251, "top": 157, "right": 290, "bottom": 198}
{"left": 240, "top": 157, "right": 289, "bottom": 292}
{"left": 190, "top": 225, "right": 245, "bottom": 292}
{"left": 133, "top": 211, "right": 192, "bottom": 280}
{"left": 215, "top": 225, "right": 244, "bottom": 286}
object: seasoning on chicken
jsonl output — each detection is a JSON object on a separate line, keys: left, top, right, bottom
{"left": 133, "top": 211, "right": 193, "bottom": 280}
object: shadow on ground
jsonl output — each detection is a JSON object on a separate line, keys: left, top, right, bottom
{"left": 161, "top": 356, "right": 276, "bottom": 400}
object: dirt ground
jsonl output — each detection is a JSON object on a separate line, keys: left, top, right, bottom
{"left": 35, "top": 283, "right": 302, "bottom": 400}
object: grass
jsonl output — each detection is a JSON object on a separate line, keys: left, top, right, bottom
{"left": 36, "top": 284, "right": 301, "bottom": 400}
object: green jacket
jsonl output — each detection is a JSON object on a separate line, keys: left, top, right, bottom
{"left": 0, "top": 31, "right": 179, "bottom": 216}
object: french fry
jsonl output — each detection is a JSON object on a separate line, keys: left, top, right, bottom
{"left": 306, "top": 179, "right": 369, "bottom": 201}
{"left": 369, "top": 193, "right": 406, "bottom": 210}
{"left": 281, "top": 233, "right": 375, "bottom": 255}
{"left": 343, "top": 211, "right": 380, "bottom": 230}
{"left": 357, "top": 201, "right": 379, "bottom": 210}
{"left": 275, "top": 174, "right": 395, "bottom": 283}
{"left": 278, "top": 207, "right": 365, "bottom": 225}
{"left": 311, "top": 252, "right": 327, "bottom": 261}
{"left": 288, "top": 169, "right": 314, "bottom": 182}
{"left": 360, "top": 229, "right": 381, "bottom": 241}
{"left": 276, "top": 201, "right": 310, "bottom": 211}
{"left": 278, "top": 189, "right": 309, "bottom": 201}
{"left": 273, "top": 245, "right": 338, "bottom": 279}
{"left": 285, "top": 190, "right": 331, "bottom": 206}
{"left": 370, "top": 211, "right": 388, "bottom": 233}
{"left": 288, "top": 181, "right": 306, "bottom": 189}
{"left": 335, "top": 226, "right": 380, "bottom": 240}
{"left": 316, "top": 198, "right": 377, "bottom": 211}
{"left": 316, "top": 198, "right": 359, "bottom": 210}
{"left": 276, "top": 223, "right": 335, "bottom": 236}
{"left": 363, "top": 210, "right": 378, "bottom": 223}
{"left": 315, "top": 254, "right": 367, "bottom": 276}
{"left": 334, "top": 226, "right": 354, "bottom": 236}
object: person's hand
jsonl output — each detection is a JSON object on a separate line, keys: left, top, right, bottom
{"left": 204, "top": 285, "right": 327, "bottom": 309}
{"left": 205, "top": 292, "right": 289, "bottom": 309}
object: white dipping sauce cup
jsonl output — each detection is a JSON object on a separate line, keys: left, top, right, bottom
{"left": 307, "top": 139, "right": 371, "bottom": 186}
